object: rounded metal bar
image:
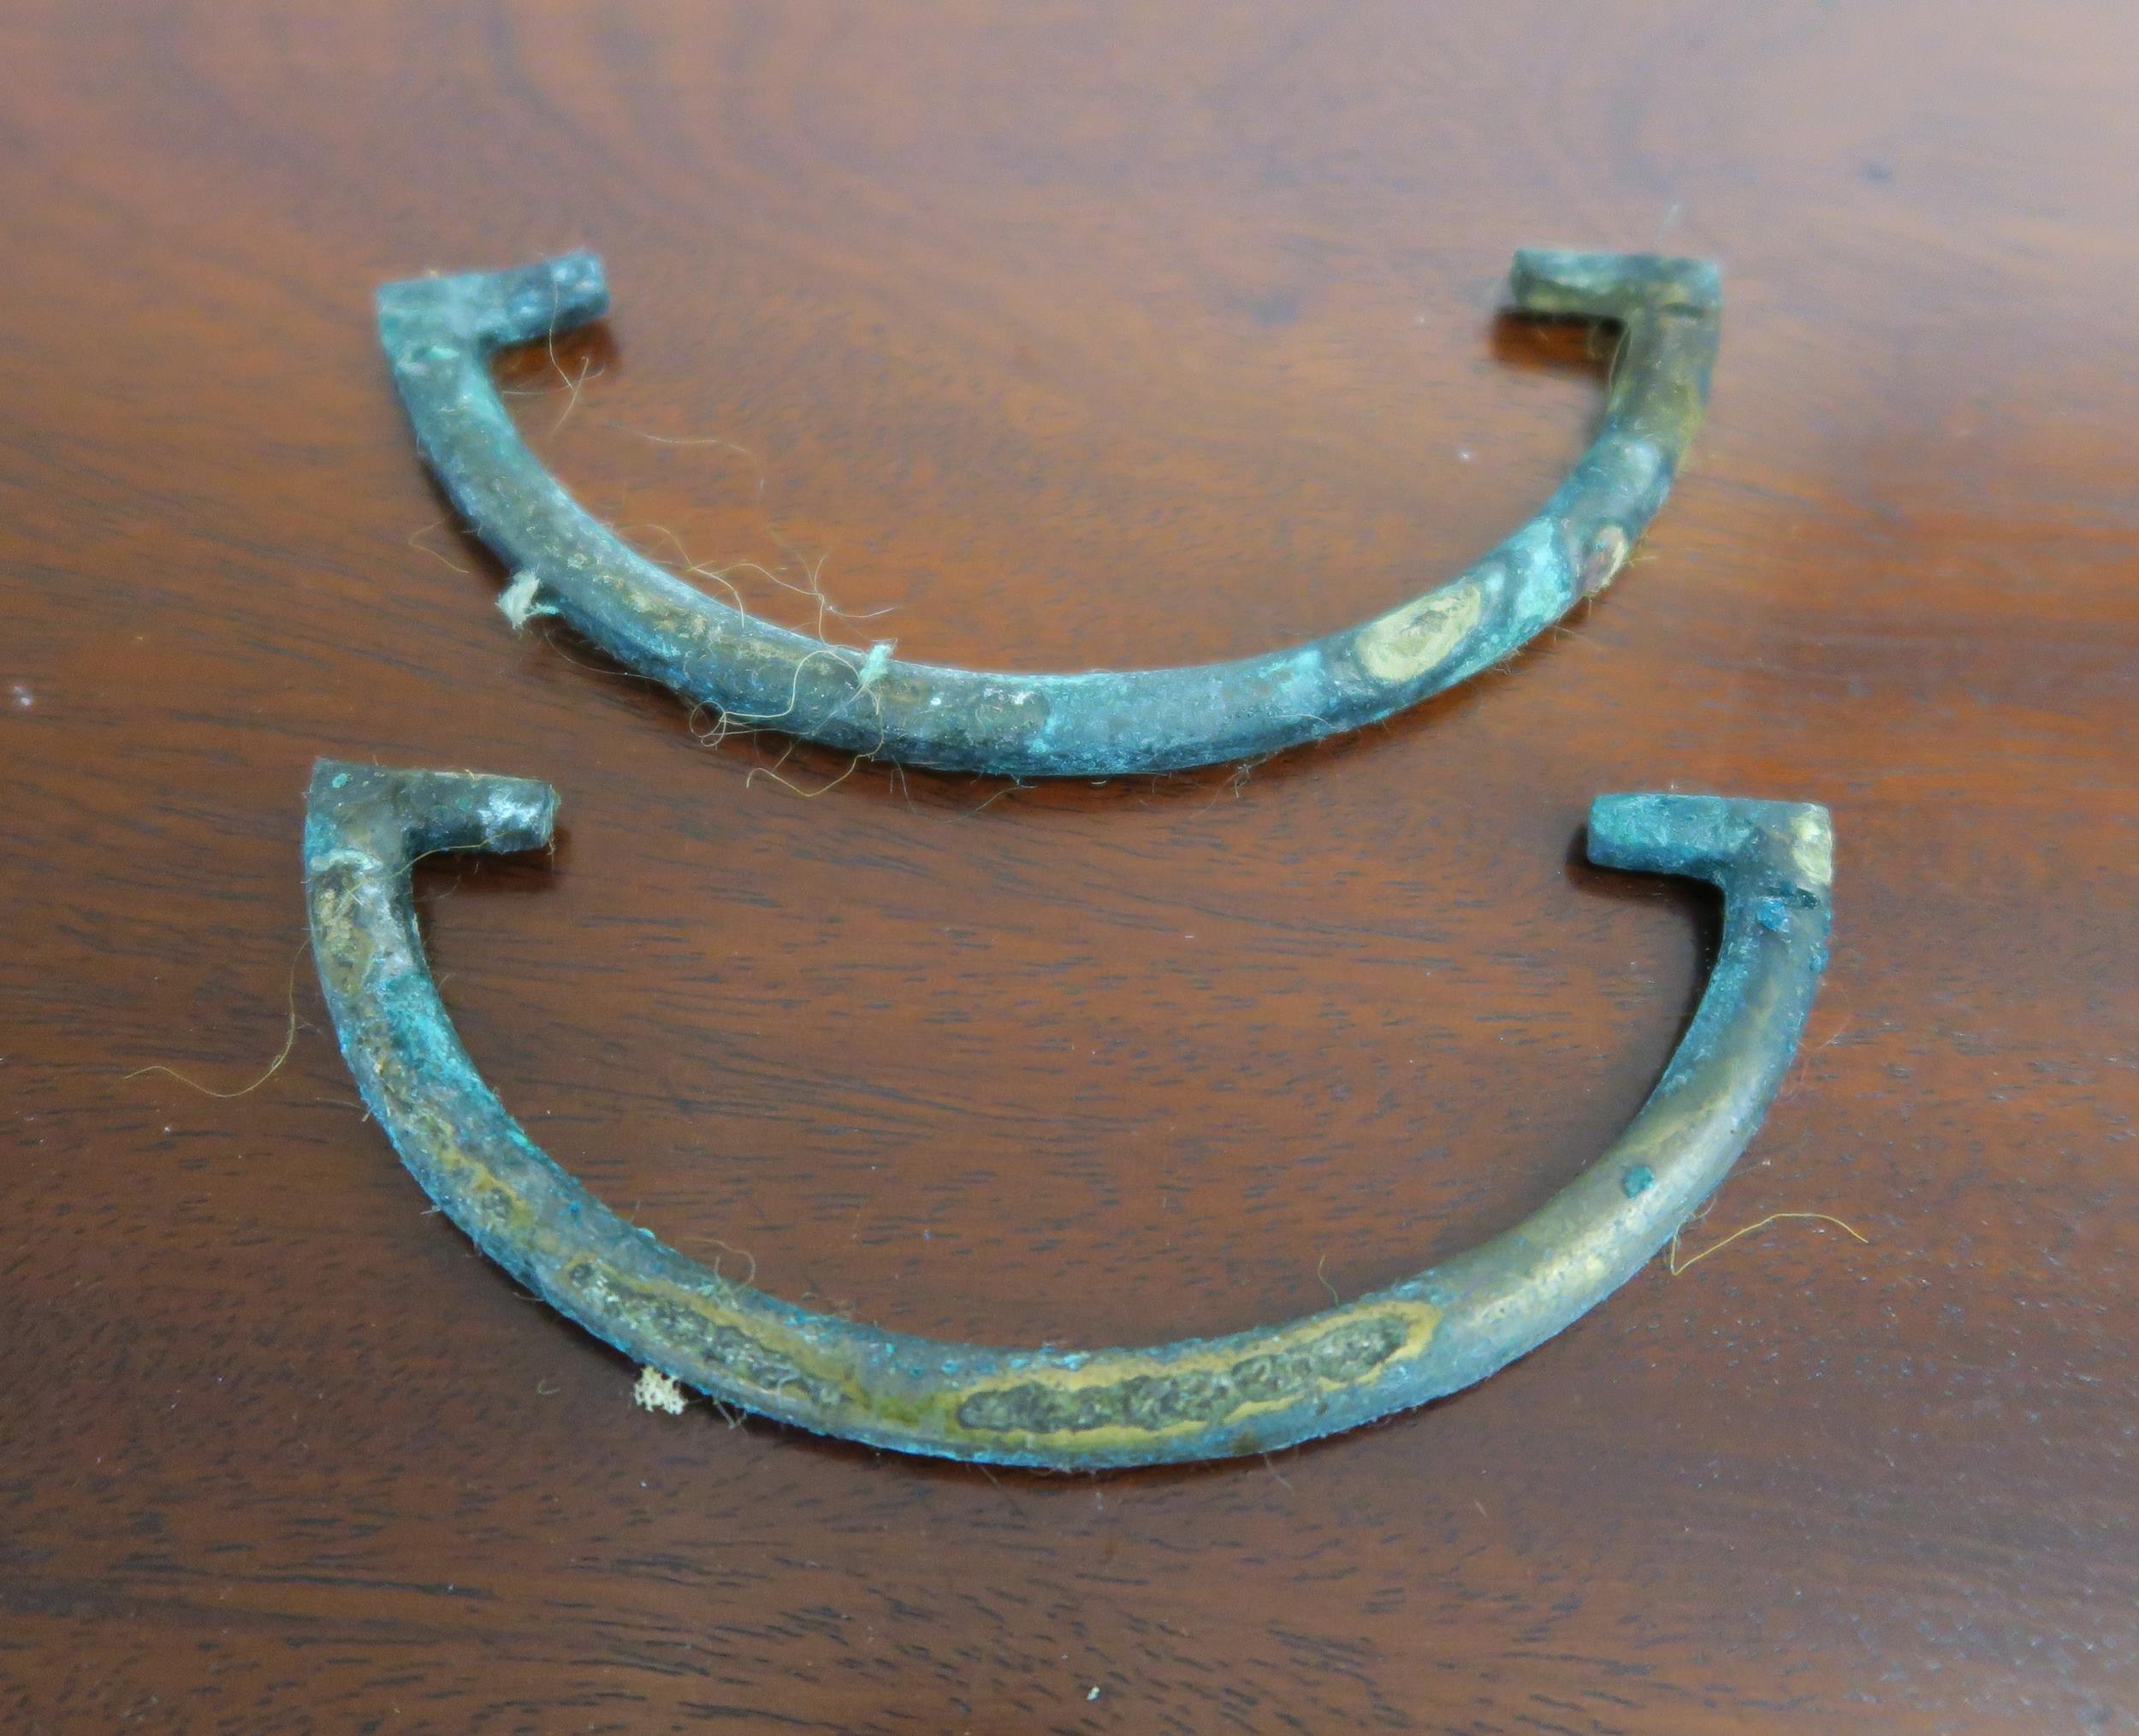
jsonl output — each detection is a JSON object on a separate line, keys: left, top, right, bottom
{"left": 306, "top": 760, "right": 1830, "bottom": 1469}
{"left": 377, "top": 250, "right": 1720, "bottom": 778}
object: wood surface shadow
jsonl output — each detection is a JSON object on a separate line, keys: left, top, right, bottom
{"left": 1567, "top": 821, "right": 1723, "bottom": 1055}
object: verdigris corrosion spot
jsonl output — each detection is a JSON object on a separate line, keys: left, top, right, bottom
{"left": 305, "top": 761, "right": 1828, "bottom": 1469}
{"left": 377, "top": 248, "right": 1721, "bottom": 778}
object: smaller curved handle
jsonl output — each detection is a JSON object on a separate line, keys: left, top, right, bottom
{"left": 377, "top": 247, "right": 1720, "bottom": 778}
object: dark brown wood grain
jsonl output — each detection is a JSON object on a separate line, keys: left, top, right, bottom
{"left": 3, "top": 2, "right": 2136, "bottom": 1728}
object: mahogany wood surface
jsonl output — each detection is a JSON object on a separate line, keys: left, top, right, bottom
{"left": 3, "top": 3, "right": 2135, "bottom": 1729}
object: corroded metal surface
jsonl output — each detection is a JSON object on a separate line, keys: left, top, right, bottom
{"left": 378, "top": 249, "right": 1720, "bottom": 777}
{"left": 306, "top": 760, "right": 1828, "bottom": 1468}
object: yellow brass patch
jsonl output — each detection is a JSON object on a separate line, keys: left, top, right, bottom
{"left": 948, "top": 1299, "right": 1439, "bottom": 1449}
{"left": 1789, "top": 809, "right": 1834, "bottom": 890}
{"left": 1352, "top": 579, "right": 1486, "bottom": 684}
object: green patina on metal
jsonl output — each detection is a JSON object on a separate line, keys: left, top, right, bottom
{"left": 377, "top": 249, "right": 1721, "bottom": 778}
{"left": 305, "top": 759, "right": 1829, "bottom": 1470}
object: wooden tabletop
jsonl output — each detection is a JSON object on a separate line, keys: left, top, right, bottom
{"left": 6, "top": 3, "right": 2135, "bottom": 1729}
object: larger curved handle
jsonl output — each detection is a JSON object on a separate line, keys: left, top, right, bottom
{"left": 377, "top": 249, "right": 1720, "bottom": 778}
{"left": 306, "top": 761, "right": 1828, "bottom": 1469}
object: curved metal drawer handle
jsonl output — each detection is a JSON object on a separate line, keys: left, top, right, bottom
{"left": 378, "top": 250, "right": 1719, "bottom": 778}
{"left": 307, "top": 760, "right": 1827, "bottom": 1469}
